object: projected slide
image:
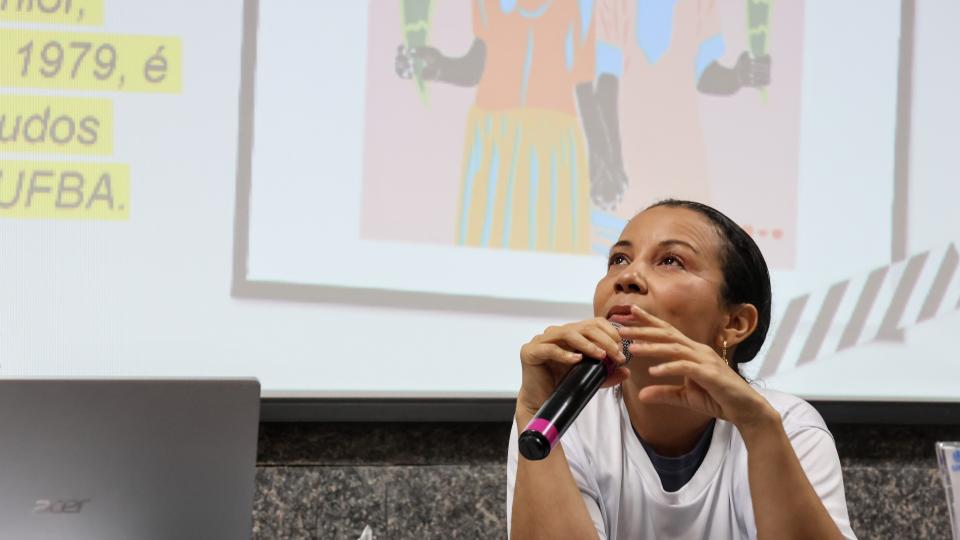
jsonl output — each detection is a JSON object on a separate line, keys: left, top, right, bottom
{"left": 1, "top": 0, "right": 957, "bottom": 400}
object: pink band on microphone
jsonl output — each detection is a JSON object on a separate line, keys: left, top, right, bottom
{"left": 524, "top": 418, "right": 560, "bottom": 448}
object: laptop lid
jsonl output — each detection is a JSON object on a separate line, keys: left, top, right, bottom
{"left": 0, "top": 378, "right": 260, "bottom": 540}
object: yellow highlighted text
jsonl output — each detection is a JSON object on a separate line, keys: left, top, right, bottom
{"left": 0, "top": 95, "right": 113, "bottom": 155}
{"left": 0, "top": 29, "right": 181, "bottom": 93}
{"left": 0, "top": 160, "right": 129, "bottom": 220}
{"left": 0, "top": 0, "right": 104, "bottom": 25}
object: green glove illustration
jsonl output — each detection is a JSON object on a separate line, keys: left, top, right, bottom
{"left": 402, "top": 0, "right": 434, "bottom": 105}
{"left": 746, "top": 0, "right": 772, "bottom": 100}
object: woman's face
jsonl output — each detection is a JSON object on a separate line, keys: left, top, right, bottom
{"left": 593, "top": 206, "right": 728, "bottom": 348}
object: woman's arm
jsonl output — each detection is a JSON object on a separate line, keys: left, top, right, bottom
{"left": 617, "top": 305, "right": 848, "bottom": 539}
{"left": 739, "top": 411, "right": 846, "bottom": 540}
{"left": 509, "top": 319, "right": 629, "bottom": 539}
{"left": 510, "top": 407, "right": 601, "bottom": 540}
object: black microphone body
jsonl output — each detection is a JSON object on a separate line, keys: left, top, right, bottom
{"left": 518, "top": 329, "right": 631, "bottom": 461}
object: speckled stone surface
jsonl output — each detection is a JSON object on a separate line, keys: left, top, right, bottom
{"left": 254, "top": 467, "right": 387, "bottom": 539}
{"left": 253, "top": 423, "right": 960, "bottom": 539}
{"left": 253, "top": 465, "right": 506, "bottom": 539}
{"left": 385, "top": 465, "right": 505, "bottom": 539}
{"left": 843, "top": 465, "right": 950, "bottom": 540}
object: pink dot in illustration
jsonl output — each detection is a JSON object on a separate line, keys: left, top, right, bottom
{"left": 772, "top": 229, "right": 783, "bottom": 239}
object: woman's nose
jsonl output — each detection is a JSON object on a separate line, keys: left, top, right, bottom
{"left": 614, "top": 267, "right": 648, "bottom": 294}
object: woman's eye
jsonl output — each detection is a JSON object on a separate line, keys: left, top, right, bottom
{"left": 660, "top": 255, "right": 683, "bottom": 267}
{"left": 608, "top": 253, "right": 628, "bottom": 267}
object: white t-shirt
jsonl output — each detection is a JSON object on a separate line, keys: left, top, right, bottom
{"left": 506, "top": 387, "right": 858, "bottom": 539}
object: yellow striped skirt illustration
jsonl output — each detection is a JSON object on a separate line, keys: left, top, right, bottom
{"left": 456, "top": 107, "right": 591, "bottom": 254}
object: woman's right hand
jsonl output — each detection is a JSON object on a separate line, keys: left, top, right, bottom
{"left": 517, "top": 318, "right": 630, "bottom": 416}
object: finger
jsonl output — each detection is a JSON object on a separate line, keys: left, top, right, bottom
{"left": 628, "top": 341, "right": 696, "bottom": 362}
{"left": 525, "top": 343, "right": 583, "bottom": 366}
{"left": 637, "top": 384, "right": 686, "bottom": 406}
{"left": 582, "top": 325, "right": 626, "bottom": 362}
{"left": 650, "top": 360, "right": 727, "bottom": 390}
{"left": 616, "top": 325, "right": 678, "bottom": 343}
{"left": 558, "top": 330, "right": 608, "bottom": 360}
{"left": 649, "top": 359, "right": 704, "bottom": 377}
{"left": 629, "top": 305, "right": 671, "bottom": 329}
{"left": 592, "top": 317, "right": 623, "bottom": 343}
{"left": 624, "top": 327, "right": 716, "bottom": 360}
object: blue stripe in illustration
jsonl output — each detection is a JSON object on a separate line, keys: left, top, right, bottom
{"left": 518, "top": 0, "right": 553, "bottom": 18}
{"left": 591, "top": 208, "right": 627, "bottom": 232}
{"left": 569, "top": 130, "right": 579, "bottom": 249}
{"left": 458, "top": 126, "right": 484, "bottom": 245}
{"left": 480, "top": 143, "right": 501, "bottom": 246}
{"left": 520, "top": 30, "right": 534, "bottom": 106}
{"left": 528, "top": 147, "right": 539, "bottom": 250}
{"left": 502, "top": 126, "right": 522, "bottom": 248}
{"left": 549, "top": 149, "right": 558, "bottom": 250}
{"left": 477, "top": 0, "right": 489, "bottom": 28}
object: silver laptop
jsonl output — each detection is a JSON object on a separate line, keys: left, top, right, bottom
{"left": 0, "top": 378, "right": 260, "bottom": 540}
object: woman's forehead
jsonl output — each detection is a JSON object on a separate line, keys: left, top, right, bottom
{"left": 620, "top": 206, "right": 721, "bottom": 249}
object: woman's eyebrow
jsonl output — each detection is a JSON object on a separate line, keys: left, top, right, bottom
{"left": 659, "top": 239, "right": 700, "bottom": 254}
{"left": 609, "top": 240, "right": 632, "bottom": 254}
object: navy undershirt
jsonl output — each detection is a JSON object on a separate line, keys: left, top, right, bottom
{"left": 635, "top": 419, "right": 716, "bottom": 493}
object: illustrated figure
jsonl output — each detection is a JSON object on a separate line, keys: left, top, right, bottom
{"left": 587, "top": 0, "right": 771, "bottom": 216}
{"left": 396, "top": 0, "right": 600, "bottom": 255}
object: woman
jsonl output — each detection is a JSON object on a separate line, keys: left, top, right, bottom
{"left": 507, "top": 200, "right": 856, "bottom": 539}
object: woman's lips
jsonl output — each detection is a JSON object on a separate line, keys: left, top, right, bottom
{"left": 606, "top": 305, "right": 638, "bottom": 325}
{"left": 608, "top": 313, "right": 637, "bottom": 325}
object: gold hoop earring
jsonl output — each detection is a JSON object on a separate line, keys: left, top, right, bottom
{"left": 722, "top": 340, "right": 728, "bottom": 367}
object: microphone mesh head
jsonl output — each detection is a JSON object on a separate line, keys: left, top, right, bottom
{"left": 609, "top": 322, "right": 633, "bottom": 364}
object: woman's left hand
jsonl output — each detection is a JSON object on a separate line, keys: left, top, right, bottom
{"left": 617, "top": 305, "right": 777, "bottom": 430}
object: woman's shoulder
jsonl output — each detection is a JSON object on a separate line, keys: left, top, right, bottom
{"left": 753, "top": 386, "right": 830, "bottom": 434}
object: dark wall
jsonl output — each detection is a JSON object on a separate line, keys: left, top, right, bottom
{"left": 251, "top": 422, "right": 960, "bottom": 539}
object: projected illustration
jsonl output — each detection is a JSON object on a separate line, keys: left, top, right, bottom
{"left": 361, "top": 0, "right": 799, "bottom": 266}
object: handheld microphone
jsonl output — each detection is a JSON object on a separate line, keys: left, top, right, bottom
{"left": 518, "top": 323, "right": 632, "bottom": 461}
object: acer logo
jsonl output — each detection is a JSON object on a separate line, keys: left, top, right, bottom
{"left": 33, "top": 499, "right": 90, "bottom": 514}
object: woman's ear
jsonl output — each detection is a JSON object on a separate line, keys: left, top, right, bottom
{"left": 719, "top": 303, "right": 759, "bottom": 349}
